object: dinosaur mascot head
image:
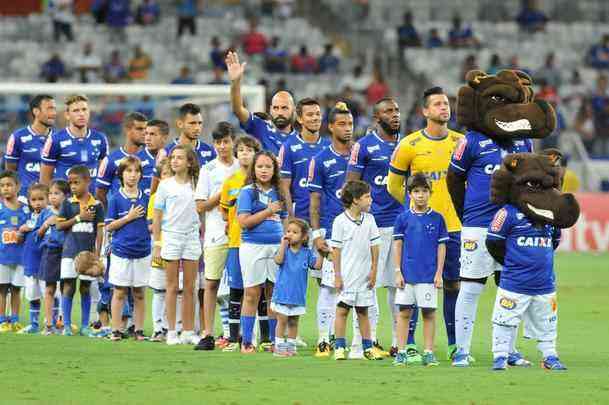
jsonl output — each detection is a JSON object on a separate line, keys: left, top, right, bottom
{"left": 490, "top": 152, "right": 580, "bottom": 228}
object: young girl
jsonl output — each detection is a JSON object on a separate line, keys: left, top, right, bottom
{"left": 272, "top": 219, "right": 322, "bottom": 357}
{"left": 237, "top": 150, "right": 287, "bottom": 353}
{"left": 38, "top": 180, "right": 69, "bottom": 335}
{"left": 106, "top": 156, "right": 150, "bottom": 341}
{"left": 152, "top": 145, "right": 201, "bottom": 346}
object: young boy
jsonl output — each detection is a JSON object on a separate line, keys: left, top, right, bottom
{"left": 330, "top": 180, "right": 383, "bottom": 361}
{"left": 0, "top": 171, "right": 30, "bottom": 332}
{"left": 392, "top": 173, "right": 447, "bottom": 366}
{"left": 56, "top": 165, "right": 105, "bottom": 336}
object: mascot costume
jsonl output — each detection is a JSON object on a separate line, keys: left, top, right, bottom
{"left": 446, "top": 69, "right": 557, "bottom": 366}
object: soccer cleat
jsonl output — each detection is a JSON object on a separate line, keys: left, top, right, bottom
{"left": 389, "top": 346, "right": 399, "bottom": 358}
{"left": 315, "top": 342, "right": 331, "bottom": 358}
{"left": 508, "top": 352, "right": 531, "bottom": 367}
{"left": 452, "top": 349, "right": 471, "bottom": 367}
{"left": 215, "top": 336, "right": 230, "bottom": 349}
{"left": 12, "top": 322, "right": 24, "bottom": 332}
{"left": 273, "top": 343, "right": 289, "bottom": 358}
{"left": 42, "top": 325, "right": 56, "bottom": 336}
{"left": 364, "top": 348, "right": 384, "bottom": 360}
{"left": 222, "top": 342, "right": 240, "bottom": 352}
{"left": 62, "top": 327, "right": 73, "bottom": 336}
{"left": 79, "top": 326, "right": 93, "bottom": 337}
{"left": 493, "top": 356, "right": 508, "bottom": 371}
{"left": 126, "top": 325, "right": 136, "bottom": 338}
{"left": 17, "top": 324, "right": 39, "bottom": 334}
{"left": 405, "top": 345, "right": 423, "bottom": 365}
{"left": 349, "top": 345, "right": 365, "bottom": 360}
{"left": 134, "top": 330, "right": 146, "bottom": 341}
{"left": 55, "top": 317, "right": 64, "bottom": 330}
{"left": 150, "top": 331, "right": 165, "bottom": 342}
{"left": 370, "top": 346, "right": 388, "bottom": 360}
{"left": 542, "top": 356, "right": 567, "bottom": 371}
{"left": 334, "top": 347, "right": 347, "bottom": 360}
{"left": 422, "top": 352, "right": 439, "bottom": 366}
{"left": 0, "top": 322, "right": 12, "bottom": 333}
{"left": 294, "top": 336, "right": 308, "bottom": 348}
{"left": 447, "top": 344, "right": 458, "bottom": 360}
{"left": 93, "top": 327, "right": 112, "bottom": 338}
{"left": 109, "top": 330, "right": 123, "bottom": 342}
{"left": 259, "top": 341, "right": 273, "bottom": 352}
{"left": 194, "top": 335, "right": 215, "bottom": 351}
{"left": 166, "top": 332, "right": 181, "bottom": 346}
{"left": 373, "top": 342, "right": 391, "bottom": 358}
{"left": 393, "top": 351, "right": 407, "bottom": 366}
{"left": 240, "top": 343, "right": 256, "bottom": 354}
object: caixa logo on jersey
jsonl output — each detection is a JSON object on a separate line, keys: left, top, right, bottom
{"left": 25, "top": 162, "right": 41, "bottom": 173}
{"left": 484, "top": 164, "right": 501, "bottom": 175}
{"left": 374, "top": 175, "right": 387, "bottom": 186}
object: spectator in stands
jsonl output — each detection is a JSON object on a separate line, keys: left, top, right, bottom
{"left": 171, "top": 66, "right": 195, "bottom": 85}
{"left": 50, "top": 0, "right": 74, "bottom": 42}
{"left": 264, "top": 36, "right": 289, "bottom": 73}
{"left": 40, "top": 53, "right": 67, "bottom": 83}
{"left": 177, "top": 0, "right": 198, "bottom": 37}
{"left": 506, "top": 55, "right": 531, "bottom": 76}
{"left": 128, "top": 46, "right": 153, "bottom": 81}
{"left": 340, "top": 65, "right": 370, "bottom": 96}
{"left": 460, "top": 54, "right": 479, "bottom": 81}
{"left": 487, "top": 53, "right": 503, "bottom": 75}
{"left": 448, "top": 15, "right": 480, "bottom": 48}
{"left": 574, "top": 98, "right": 596, "bottom": 154}
{"left": 210, "top": 37, "right": 226, "bottom": 70}
{"left": 587, "top": 34, "right": 609, "bottom": 70}
{"left": 516, "top": 0, "right": 548, "bottom": 33}
{"left": 591, "top": 74, "right": 609, "bottom": 156}
{"left": 318, "top": 44, "right": 340, "bottom": 74}
{"left": 75, "top": 42, "right": 102, "bottom": 83}
{"left": 534, "top": 52, "right": 562, "bottom": 89}
{"left": 242, "top": 18, "right": 268, "bottom": 56}
{"left": 397, "top": 11, "right": 422, "bottom": 56}
{"left": 106, "top": 0, "right": 131, "bottom": 43}
{"left": 291, "top": 46, "right": 317, "bottom": 74}
{"left": 427, "top": 28, "right": 444, "bottom": 49}
{"left": 92, "top": 0, "right": 108, "bottom": 24}
{"left": 208, "top": 67, "right": 229, "bottom": 85}
{"left": 103, "top": 50, "right": 127, "bottom": 83}
{"left": 136, "top": 0, "right": 160, "bottom": 25}
{"left": 366, "top": 67, "right": 390, "bottom": 106}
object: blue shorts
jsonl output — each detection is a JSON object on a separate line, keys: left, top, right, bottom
{"left": 443, "top": 232, "right": 461, "bottom": 281}
{"left": 226, "top": 248, "right": 243, "bottom": 290}
{"left": 40, "top": 247, "right": 62, "bottom": 284}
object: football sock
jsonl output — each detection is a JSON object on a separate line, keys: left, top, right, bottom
{"left": 61, "top": 295, "right": 73, "bottom": 329}
{"left": 362, "top": 338, "right": 373, "bottom": 351}
{"left": 241, "top": 315, "right": 255, "bottom": 345}
{"left": 369, "top": 290, "right": 379, "bottom": 343}
{"left": 176, "top": 293, "right": 183, "bottom": 332}
{"left": 30, "top": 300, "right": 41, "bottom": 329}
{"left": 268, "top": 318, "right": 277, "bottom": 343}
{"left": 80, "top": 293, "right": 91, "bottom": 328}
{"left": 0, "top": 315, "right": 6, "bottom": 324}
{"left": 10, "top": 314, "right": 18, "bottom": 323}
{"left": 492, "top": 323, "right": 512, "bottom": 358}
{"left": 538, "top": 340, "right": 557, "bottom": 359}
{"left": 317, "top": 285, "right": 335, "bottom": 344}
{"left": 335, "top": 337, "right": 346, "bottom": 349}
{"left": 90, "top": 281, "right": 100, "bottom": 322}
{"left": 455, "top": 281, "right": 484, "bottom": 353}
{"left": 443, "top": 288, "right": 458, "bottom": 346}
{"left": 351, "top": 311, "right": 361, "bottom": 348}
{"left": 287, "top": 338, "right": 297, "bottom": 353}
{"left": 152, "top": 290, "right": 165, "bottom": 333}
{"left": 258, "top": 292, "right": 270, "bottom": 342}
{"left": 219, "top": 299, "right": 229, "bottom": 337}
{"left": 386, "top": 287, "right": 398, "bottom": 347}
{"left": 509, "top": 325, "right": 519, "bottom": 354}
{"left": 52, "top": 297, "right": 60, "bottom": 325}
{"left": 407, "top": 307, "right": 418, "bottom": 345}
{"left": 228, "top": 288, "right": 243, "bottom": 343}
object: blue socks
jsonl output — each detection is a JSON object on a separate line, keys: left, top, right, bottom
{"left": 362, "top": 339, "right": 373, "bottom": 350}
{"left": 30, "top": 300, "right": 41, "bottom": 329}
{"left": 335, "top": 337, "right": 347, "bottom": 349}
{"left": 241, "top": 315, "right": 255, "bottom": 345}
{"left": 407, "top": 307, "right": 418, "bottom": 345}
{"left": 53, "top": 297, "right": 60, "bottom": 325}
{"left": 10, "top": 314, "right": 18, "bottom": 323}
{"left": 62, "top": 296, "right": 73, "bottom": 329}
{"left": 0, "top": 315, "right": 6, "bottom": 324}
{"left": 444, "top": 289, "right": 458, "bottom": 346}
{"left": 81, "top": 293, "right": 91, "bottom": 328}
{"left": 269, "top": 318, "right": 277, "bottom": 343}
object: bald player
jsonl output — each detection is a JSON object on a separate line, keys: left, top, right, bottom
{"left": 227, "top": 50, "right": 297, "bottom": 155}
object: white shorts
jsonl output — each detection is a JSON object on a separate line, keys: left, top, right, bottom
{"left": 492, "top": 287, "right": 557, "bottom": 341}
{"left": 270, "top": 302, "right": 306, "bottom": 316}
{"left": 337, "top": 289, "right": 374, "bottom": 308}
{"left": 460, "top": 227, "right": 502, "bottom": 279}
{"left": 217, "top": 269, "right": 229, "bottom": 299}
{"left": 149, "top": 266, "right": 166, "bottom": 290}
{"left": 60, "top": 258, "right": 97, "bottom": 281}
{"left": 376, "top": 227, "right": 395, "bottom": 288}
{"left": 25, "top": 276, "right": 45, "bottom": 301}
{"left": 395, "top": 283, "right": 438, "bottom": 309}
{"left": 0, "top": 264, "right": 24, "bottom": 287}
{"left": 109, "top": 254, "right": 151, "bottom": 288}
{"left": 239, "top": 242, "right": 279, "bottom": 288}
{"left": 161, "top": 230, "right": 202, "bottom": 261}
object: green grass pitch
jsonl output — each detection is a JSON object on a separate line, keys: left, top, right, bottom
{"left": 1, "top": 253, "right": 608, "bottom": 404}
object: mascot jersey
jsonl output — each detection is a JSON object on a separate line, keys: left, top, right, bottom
{"left": 449, "top": 130, "right": 532, "bottom": 228}
{"left": 487, "top": 204, "right": 560, "bottom": 295}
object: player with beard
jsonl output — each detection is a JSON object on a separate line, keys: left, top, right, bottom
{"left": 388, "top": 87, "right": 464, "bottom": 362}
{"left": 226, "top": 51, "right": 298, "bottom": 155}
{"left": 137, "top": 119, "right": 169, "bottom": 196}
{"left": 5, "top": 95, "right": 57, "bottom": 202}
{"left": 346, "top": 97, "right": 403, "bottom": 358}
{"left": 278, "top": 98, "right": 329, "bottom": 222}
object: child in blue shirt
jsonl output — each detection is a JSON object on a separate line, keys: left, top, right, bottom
{"left": 0, "top": 171, "right": 30, "bottom": 332}
{"left": 392, "top": 173, "right": 448, "bottom": 367}
{"left": 272, "top": 218, "right": 322, "bottom": 357}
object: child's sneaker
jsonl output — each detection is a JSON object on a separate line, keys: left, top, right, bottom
{"left": 0, "top": 322, "right": 12, "bottom": 333}
{"left": 364, "top": 348, "right": 384, "bottom": 360}
{"left": 109, "top": 330, "right": 123, "bottom": 342}
{"left": 389, "top": 346, "right": 399, "bottom": 358}
{"left": 405, "top": 345, "right": 423, "bottom": 365}
{"left": 422, "top": 351, "right": 439, "bottom": 366}
{"left": 508, "top": 352, "right": 531, "bottom": 367}
{"left": 315, "top": 342, "right": 331, "bottom": 358}
{"left": 181, "top": 331, "right": 201, "bottom": 345}
{"left": 215, "top": 336, "right": 229, "bottom": 349}
{"left": 258, "top": 341, "right": 273, "bottom": 352}
{"left": 492, "top": 356, "right": 508, "bottom": 371}
{"left": 273, "top": 343, "right": 289, "bottom": 358}
{"left": 12, "top": 322, "right": 24, "bottom": 332}
{"left": 222, "top": 342, "right": 240, "bottom": 352}
{"left": 134, "top": 330, "right": 146, "bottom": 341}
{"left": 334, "top": 347, "right": 347, "bottom": 360}
{"left": 62, "top": 327, "right": 73, "bottom": 336}
{"left": 194, "top": 335, "right": 215, "bottom": 350}
{"left": 42, "top": 325, "right": 56, "bottom": 336}
{"left": 17, "top": 324, "right": 39, "bottom": 334}
{"left": 150, "top": 331, "right": 165, "bottom": 342}
{"left": 166, "top": 331, "right": 181, "bottom": 346}
{"left": 240, "top": 343, "right": 256, "bottom": 354}
{"left": 349, "top": 344, "right": 364, "bottom": 360}
{"left": 372, "top": 342, "right": 390, "bottom": 358}
{"left": 94, "top": 327, "right": 112, "bottom": 338}
{"left": 294, "top": 336, "right": 308, "bottom": 348}
{"left": 447, "top": 344, "right": 458, "bottom": 360}
{"left": 542, "top": 356, "right": 567, "bottom": 371}
{"left": 79, "top": 326, "right": 93, "bottom": 337}
{"left": 393, "top": 351, "right": 407, "bottom": 366}
{"left": 452, "top": 349, "right": 471, "bottom": 367}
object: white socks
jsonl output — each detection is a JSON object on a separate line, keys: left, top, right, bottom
{"left": 492, "top": 323, "right": 513, "bottom": 358}
{"left": 455, "top": 281, "right": 485, "bottom": 354}
{"left": 538, "top": 340, "right": 557, "bottom": 359}
{"left": 90, "top": 281, "right": 100, "bottom": 322}
{"left": 152, "top": 290, "right": 166, "bottom": 333}
{"left": 317, "top": 285, "right": 336, "bottom": 344}
{"left": 386, "top": 287, "right": 398, "bottom": 347}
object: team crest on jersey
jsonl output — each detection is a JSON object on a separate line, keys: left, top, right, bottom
{"left": 290, "top": 144, "right": 302, "bottom": 153}
{"left": 367, "top": 144, "right": 380, "bottom": 154}
{"left": 10, "top": 216, "right": 18, "bottom": 226}
{"left": 491, "top": 208, "right": 507, "bottom": 232}
{"left": 454, "top": 138, "right": 467, "bottom": 160}
{"left": 463, "top": 239, "right": 478, "bottom": 251}
{"left": 409, "top": 136, "right": 422, "bottom": 146}
{"left": 499, "top": 296, "right": 516, "bottom": 310}
{"left": 349, "top": 143, "right": 360, "bottom": 165}
{"left": 479, "top": 139, "right": 493, "bottom": 148}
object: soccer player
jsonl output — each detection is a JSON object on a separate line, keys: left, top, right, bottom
{"left": 138, "top": 119, "right": 169, "bottom": 195}
{"left": 279, "top": 98, "right": 329, "bottom": 221}
{"left": 194, "top": 122, "right": 240, "bottom": 350}
{"left": 5, "top": 95, "right": 56, "bottom": 201}
{"left": 392, "top": 173, "right": 447, "bottom": 367}
{"left": 347, "top": 97, "right": 403, "bottom": 357}
{"left": 331, "top": 180, "right": 383, "bottom": 361}
{"left": 388, "top": 87, "right": 464, "bottom": 360}
{"left": 40, "top": 94, "right": 109, "bottom": 193}
{"left": 227, "top": 50, "right": 298, "bottom": 155}
{"left": 446, "top": 114, "right": 532, "bottom": 368}
{"left": 55, "top": 165, "right": 104, "bottom": 336}
{"left": 308, "top": 102, "right": 353, "bottom": 357}
{"left": 0, "top": 171, "right": 30, "bottom": 332}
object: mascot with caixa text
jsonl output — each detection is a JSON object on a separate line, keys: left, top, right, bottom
{"left": 445, "top": 69, "right": 557, "bottom": 367}
{"left": 484, "top": 150, "right": 579, "bottom": 370}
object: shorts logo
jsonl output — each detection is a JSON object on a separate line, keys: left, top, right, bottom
{"left": 463, "top": 240, "right": 478, "bottom": 251}
{"left": 491, "top": 208, "right": 507, "bottom": 232}
{"left": 425, "top": 292, "right": 432, "bottom": 301}
{"left": 499, "top": 296, "right": 516, "bottom": 310}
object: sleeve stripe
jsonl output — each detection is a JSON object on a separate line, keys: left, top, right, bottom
{"left": 389, "top": 165, "right": 408, "bottom": 176}
{"left": 393, "top": 233, "right": 404, "bottom": 238}
{"left": 41, "top": 157, "right": 57, "bottom": 163}
{"left": 438, "top": 237, "right": 449, "bottom": 242}
{"left": 487, "top": 232, "right": 505, "bottom": 239}
{"left": 3, "top": 155, "right": 19, "bottom": 161}
{"left": 370, "top": 236, "right": 381, "bottom": 242}
{"left": 308, "top": 184, "right": 322, "bottom": 190}
{"left": 96, "top": 179, "right": 111, "bottom": 186}
{"left": 449, "top": 162, "right": 466, "bottom": 172}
